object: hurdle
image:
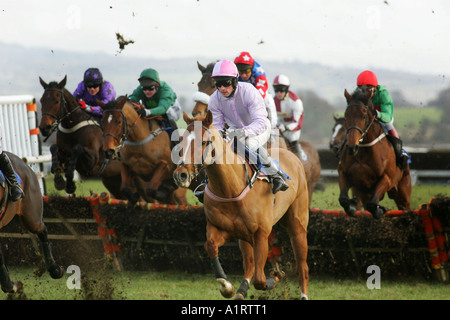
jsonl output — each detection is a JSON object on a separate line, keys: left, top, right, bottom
{"left": 0, "top": 95, "right": 47, "bottom": 194}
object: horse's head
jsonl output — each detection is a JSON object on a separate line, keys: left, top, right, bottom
{"left": 173, "top": 110, "right": 218, "bottom": 188}
{"left": 191, "top": 91, "right": 210, "bottom": 119}
{"left": 39, "top": 75, "right": 68, "bottom": 136}
{"left": 100, "top": 95, "right": 134, "bottom": 160}
{"left": 330, "top": 115, "right": 346, "bottom": 156}
{"left": 197, "top": 61, "right": 217, "bottom": 96}
{"left": 343, "top": 88, "right": 376, "bottom": 156}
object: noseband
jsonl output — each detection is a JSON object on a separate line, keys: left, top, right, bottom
{"left": 345, "top": 103, "right": 375, "bottom": 144}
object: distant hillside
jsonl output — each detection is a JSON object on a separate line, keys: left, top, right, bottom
{"left": 1, "top": 41, "right": 448, "bottom": 145}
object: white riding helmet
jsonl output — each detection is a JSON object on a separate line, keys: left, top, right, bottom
{"left": 273, "top": 74, "right": 290, "bottom": 87}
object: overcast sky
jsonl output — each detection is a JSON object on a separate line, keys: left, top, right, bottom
{"left": 1, "top": 0, "right": 449, "bottom": 76}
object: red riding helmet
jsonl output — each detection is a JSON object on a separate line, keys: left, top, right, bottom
{"left": 357, "top": 70, "right": 378, "bottom": 87}
{"left": 234, "top": 51, "right": 255, "bottom": 71}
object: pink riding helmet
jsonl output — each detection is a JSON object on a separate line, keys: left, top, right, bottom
{"left": 211, "top": 60, "right": 238, "bottom": 78}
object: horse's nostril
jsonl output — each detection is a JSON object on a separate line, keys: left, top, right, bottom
{"left": 180, "top": 172, "right": 187, "bottom": 182}
{"left": 105, "top": 149, "right": 115, "bottom": 159}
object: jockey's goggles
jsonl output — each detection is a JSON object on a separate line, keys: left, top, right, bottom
{"left": 85, "top": 83, "right": 100, "bottom": 89}
{"left": 142, "top": 85, "right": 157, "bottom": 91}
{"left": 274, "top": 85, "right": 288, "bottom": 93}
{"left": 214, "top": 79, "right": 234, "bottom": 88}
{"left": 238, "top": 68, "right": 252, "bottom": 75}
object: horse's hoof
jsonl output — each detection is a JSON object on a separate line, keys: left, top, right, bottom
{"left": 217, "top": 278, "right": 235, "bottom": 299}
{"left": 65, "top": 183, "right": 76, "bottom": 194}
{"left": 234, "top": 293, "right": 245, "bottom": 300}
{"left": 2, "top": 281, "right": 22, "bottom": 293}
{"left": 48, "top": 264, "right": 65, "bottom": 279}
{"left": 54, "top": 176, "right": 66, "bottom": 190}
{"left": 367, "top": 203, "right": 386, "bottom": 219}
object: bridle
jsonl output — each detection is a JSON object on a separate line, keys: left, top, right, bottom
{"left": 102, "top": 108, "right": 141, "bottom": 156}
{"left": 345, "top": 103, "right": 376, "bottom": 144}
{"left": 176, "top": 123, "right": 219, "bottom": 180}
{"left": 41, "top": 87, "right": 81, "bottom": 141}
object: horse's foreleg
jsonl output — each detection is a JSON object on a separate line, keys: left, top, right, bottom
{"left": 50, "top": 144, "right": 66, "bottom": 190}
{"left": 252, "top": 228, "right": 271, "bottom": 291}
{"left": 0, "top": 245, "right": 22, "bottom": 293}
{"left": 367, "top": 175, "right": 392, "bottom": 219}
{"left": 65, "top": 144, "right": 85, "bottom": 194}
{"left": 36, "top": 225, "right": 64, "bottom": 279}
{"left": 120, "top": 164, "right": 140, "bottom": 204}
{"left": 338, "top": 173, "right": 357, "bottom": 217}
{"left": 235, "top": 240, "right": 255, "bottom": 300}
{"left": 146, "top": 162, "right": 169, "bottom": 198}
{"left": 205, "top": 223, "right": 234, "bottom": 298}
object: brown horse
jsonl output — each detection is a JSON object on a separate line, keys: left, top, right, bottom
{"left": 39, "top": 76, "right": 123, "bottom": 198}
{"left": 173, "top": 111, "right": 310, "bottom": 300}
{"left": 0, "top": 151, "right": 64, "bottom": 293}
{"left": 100, "top": 96, "right": 187, "bottom": 205}
{"left": 338, "top": 88, "right": 411, "bottom": 219}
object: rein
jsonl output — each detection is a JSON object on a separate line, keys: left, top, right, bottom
{"left": 102, "top": 109, "right": 163, "bottom": 158}
{"left": 345, "top": 103, "right": 385, "bottom": 147}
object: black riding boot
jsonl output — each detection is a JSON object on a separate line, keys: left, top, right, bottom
{"left": 386, "top": 135, "right": 408, "bottom": 170}
{"left": 256, "top": 147, "right": 289, "bottom": 194}
{"left": 0, "top": 152, "right": 24, "bottom": 201}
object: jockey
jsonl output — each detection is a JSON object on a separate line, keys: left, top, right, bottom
{"left": 208, "top": 59, "right": 289, "bottom": 194}
{"left": 129, "top": 68, "right": 182, "bottom": 201}
{"left": 234, "top": 52, "right": 277, "bottom": 138}
{"left": 0, "top": 129, "right": 23, "bottom": 201}
{"left": 354, "top": 70, "right": 408, "bottom": 169}
{"left": 129, "top": 68, "right": 181, "bottom": 135}
{"left": 73, "top": 68, "right": 116, "bottom": 118}
{"left": 272, "top": 74, "right": 305, "bottom": 156}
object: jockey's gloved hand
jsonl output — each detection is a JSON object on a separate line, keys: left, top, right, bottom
{"left": 286, "top": 123, "right": 297, "bottom": 131}
{"left": 78, "top": 100, "right": 92, "bottom": 112}
{"left": 137, "top": 108, "right": 152, "bottom": 117}
{"left": 277, "top": 123, "right": 286, "bottom": 132}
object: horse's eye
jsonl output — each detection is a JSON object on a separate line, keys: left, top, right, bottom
{"left": 202, "top": 141, "right": 207, "bottom": 146}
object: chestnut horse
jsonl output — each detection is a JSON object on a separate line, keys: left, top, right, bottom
{"left": 338, "top": 88, "right": 411, "bottom": 219}
{"left": 100, "top": 96, "right": 187, "bottom": 205}
{"left": 173, "top": 111, "right": 309, "bottom": 300}
{"left": 39, "top": 76, "right": 123, "bottom": 198}
{"left": 0, "top": 151, "right": 64, "bottom": 293}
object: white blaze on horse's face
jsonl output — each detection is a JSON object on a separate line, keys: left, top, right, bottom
{"left": 107, "top": 113, "right": 113, "bottom": 124}
{"left": 331, "top": 123, "right": 343, "bottom": 144}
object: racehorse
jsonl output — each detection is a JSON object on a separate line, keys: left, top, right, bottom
{"left": 173, "top": 111, "right": 310, "bottom": 300}
{"left": 39, "top": 76, "right": 123, "bottom": 198}
{"left": 99, "top": 96, "right": 187, "bottom": 205}
{"left": 338, "top": 88, "right": 411, "bottom": 219}
{"left": 0, "top": 151, "right": 64, "bottom": 293}
{"left": 330, "top": 115, "right": 362, "bottom": 209}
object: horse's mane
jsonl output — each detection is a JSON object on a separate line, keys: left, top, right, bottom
{"left": 351, "top": 87, "right": 370, "bottom": 104}
{"left": 102, "top": 95, "right": 128, "bottom": 110}
{"left": 202, "top": 62, "right": 216, "bottom": 76}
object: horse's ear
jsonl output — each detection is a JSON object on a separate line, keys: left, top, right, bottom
{"left": 58, "top": 75, "right": 67, "bottom": 89}
{"left": 39, "top": 77, "right": 48, "bottom": 89}
{"left": 344, "top": 89, "right": 352, "bottom": 103}
{"left": 204, "top": 110, "right": 213, "bottom": 126}
{"left": 197, "top": 61, "right": 206, "bottom": 73}
{"left": 183, "top": 112, "right": 192, "bottom": 124}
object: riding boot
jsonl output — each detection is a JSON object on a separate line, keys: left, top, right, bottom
{"left": 168, "top": 119, "right": 179, "bottom": 150}
{"left": 0, "top": 152, "right": 24, "bottom": 202}
{"left": 294, "top": 142, "right": 308, "bottom": 162}
{"left": 386, "top": 134, "right": 408, "bottom": 170}
{"left": 256, "top": 147, "right": 289, "bottom": 194}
